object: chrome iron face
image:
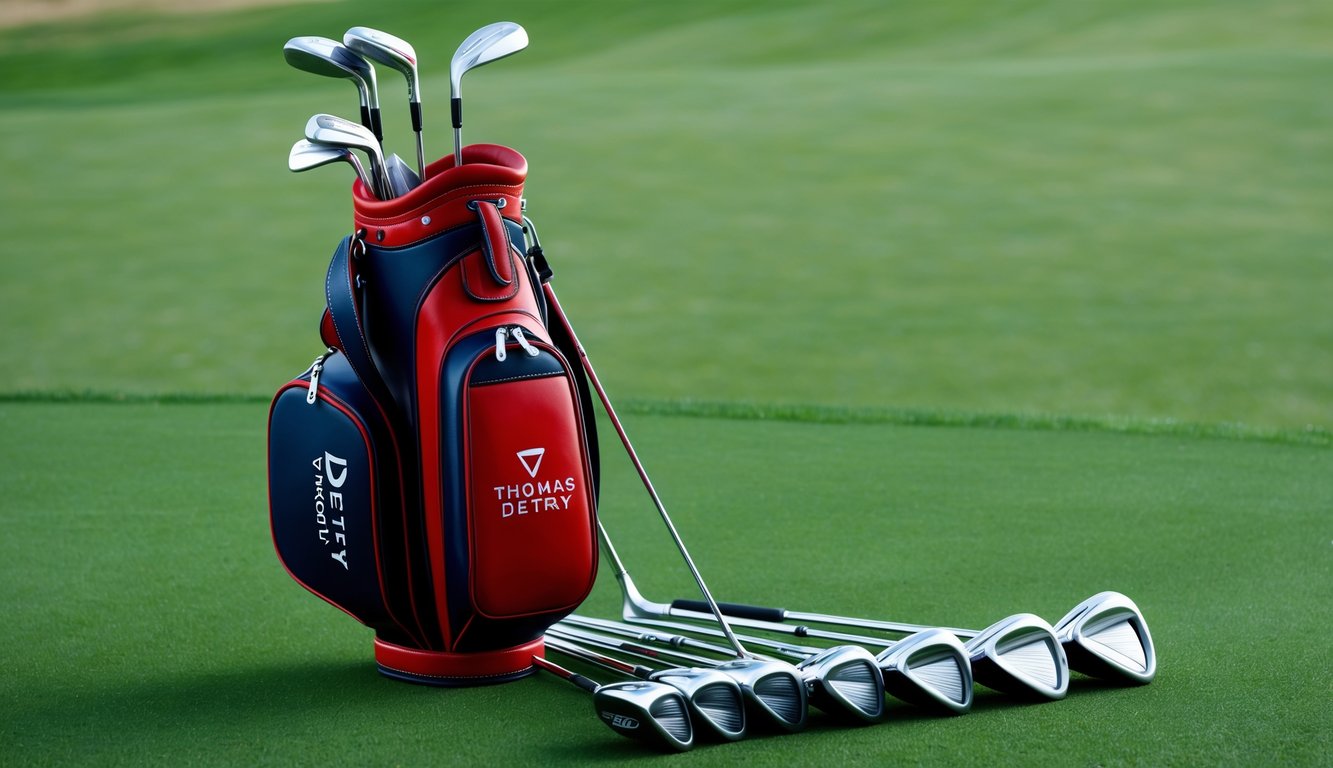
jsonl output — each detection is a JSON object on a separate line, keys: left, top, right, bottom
{"left": 1053, "top": 591, "right": 1156, "bottom": 685}
{"left": 304, "top": 113, "right": 391, "bottom": 198}
{"left": 448, "top": 21, "right": 529, "bottom": 163}
{"left": 876, "top": 628, "right": 973, "bottom": 715}
{"left": 797, "top": 645, "right": 886, "bottom": 723}
{"left": 592, "top": 681, "right": 694, "bottom": 753}
{"left": 649, "top": 667, "right": 746, "bottom": 742}
{"left": 287, "top": 139, "right": 374, "bottom": 193}
{"left": 965, "top": 613, "right": 1069, "bottom": 701}
{"left": 713, "top": 659, "right": 808, "bottom": 732}
{"left": 283, "top": 37, "right": 380, "bottom": 134}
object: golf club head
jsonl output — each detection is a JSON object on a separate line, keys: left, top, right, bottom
{"left": 592, "top": 681, "right": 694, "bottom": 752}
{"left": 1053, "top": 591, "right": 1156, "bottom": 685}
{"left": 343, "top": 26, "right": 419, "bottom": 100}
{"left": 283, "top": 36, "right": 379, "bottom": 117}
{"left": 876, "top": 628, "right": 974, "bottom": 715}
{"left": 796, "top": 645, "right": 886, "bottom": 724}
{"left": 713, "top": 658, "right": 808, "bottom": 733}
{"left": 448, "top": 21, "right": 529, "bottom": 166}
{"left": 304, "top": 113, "right": 388, "bottom": 197}
{"left": 288, "top": 139, "right": 374, "bottom": 193}
{"left": 449, "top": 21, "right": 529, "bottom": 98}
{"left": 964, "top": 613, "right": 1069, "bottom": 701}
{"left": 384, "top": 153, "right": 420, "bottom": 197}
{"left": 648, "top": 667, "right": 746, "bottom": 742}
{"left": 305, "top": 114, "right": 380, "bottom": 158}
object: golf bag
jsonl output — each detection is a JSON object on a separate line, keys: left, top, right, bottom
{"left": 268, "top": 144, "right": 600, "bottom": 685}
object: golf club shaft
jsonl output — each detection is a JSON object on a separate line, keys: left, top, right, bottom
{"left": 541, "top": 283, "right": 754, "bottom": 659}
{"left": 672, "top": 597, "right": 975, "bottom": 637}
{"left": 545, "top": 634, "right": 658, "bottom": 680}
{"left": 565, "top": 615, "right": 813, "bottom": 662}
{"left": 548, "top": 625, "right": 719, "bottom": 670}
{"left": 532, "top": 655, "right": 599, "bottom": 693}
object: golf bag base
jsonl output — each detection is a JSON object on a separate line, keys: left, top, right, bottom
{"left": 374, "top": 636, "right": 542, "bottom": 687}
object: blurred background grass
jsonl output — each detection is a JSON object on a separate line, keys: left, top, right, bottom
{"left": 1, "top": 0, "right": 1329, "bottom": 429}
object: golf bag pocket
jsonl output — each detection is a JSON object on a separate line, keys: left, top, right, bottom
{"left": 268, "top": 350, "right": 420, "bottom": 646}
{"left": 449, "top": 326, "right": 599, "bottom": 622}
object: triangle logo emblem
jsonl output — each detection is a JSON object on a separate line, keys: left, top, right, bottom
{"left": 516, "top": 448, "right": 545, "bottom": 478}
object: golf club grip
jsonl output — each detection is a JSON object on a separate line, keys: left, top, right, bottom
{"left": 671, "top": 599, "right": 784, "bottom": 623}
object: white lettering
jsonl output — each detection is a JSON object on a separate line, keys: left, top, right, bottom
{"left": 331, "top": 550, "right": 348, "bottom": 569}
{"left": 324, "top": 452, "right": 349, "bottom": 488}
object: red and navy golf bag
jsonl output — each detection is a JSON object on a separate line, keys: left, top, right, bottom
{"left": 268, "top": 145, "right": 600, "bottom": 685}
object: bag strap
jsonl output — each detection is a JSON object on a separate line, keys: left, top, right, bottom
{"left": 324, "top": 232, "right": 397, "bottom": 410}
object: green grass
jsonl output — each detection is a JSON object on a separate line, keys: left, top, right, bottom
{"left": 0, "top": 0, "right": 1330, "bottom": 428}
{"left": 1, "top": 401, "right": 1329, "bottom": 765}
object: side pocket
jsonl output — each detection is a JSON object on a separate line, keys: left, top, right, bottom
{"left": 452, "top": 328, "right": 599, "bottom": 622}
{"left": 268, "top": 350, "right": 423, "bottom": 647}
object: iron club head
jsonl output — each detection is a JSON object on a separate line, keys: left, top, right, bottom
{"left": 1053, "top": 591, "right": 1156, "bottom": 685}
{"left": 288, "top": 139, "right": 375, "bottom": 195}
{"left": 712, "top": 658, "right": 808, "bottom": 733}
{"left": 448, "top": 21, "right": 528, "bottom": 164}
{"left": 796, "top": 644, "right": 886, "bottom": 723}
{"left": 593, "top": 681, "right": 695, "bottom": 752}
{"left": 875, "top": 628, "right": 974, "bottom": 715}
{"left": 965, "top": 613, "right": 1069, "bottom": 701}
{"left": 283, "top": 36, "right": 381, "bottom": 139}
{"left": 304, "top": 113, "right": 390, "bottom": 199}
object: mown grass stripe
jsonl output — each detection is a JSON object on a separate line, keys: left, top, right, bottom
{"left": 620, "top": 399, "right": 1333, "bottom": 448}
{"left": 1, "top": 390, "right": 1327, "bottom": 447}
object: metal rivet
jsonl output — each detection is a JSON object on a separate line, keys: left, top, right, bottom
{"left": 421, "top": 216, "right": 432, "bottom": 226}
{"left": 376, "top": 230, "right": 385, "bottom": 241}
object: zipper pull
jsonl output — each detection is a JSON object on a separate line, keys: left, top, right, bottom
{"left": 495, "top": 327, "right": 508, "bottom": 362}
{"left": 307, "top": 349, "right": 334, "bottom": 404}
{"left": 511, "top": 327, "right": 540, "bottom": 357}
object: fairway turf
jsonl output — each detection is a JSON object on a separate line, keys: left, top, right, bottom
{"left": 1, "top": 401, "right": 1329, "bottom": 765}
{"left": 1, "top": 0, "right": 1330, "bottom": 765}
{"left": 0, "top": 0, "right": 1330, "bottom": 428}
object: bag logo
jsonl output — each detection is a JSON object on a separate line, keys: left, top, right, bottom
{"left": 516, "top": 447, "right": 545, "bottom": 478}
{"left": 493, "top": 447, "right": 578, "bottom": 519}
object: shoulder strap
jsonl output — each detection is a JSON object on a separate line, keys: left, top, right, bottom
{"left": 324, "top": 233, "right": 397, "bottom": 410}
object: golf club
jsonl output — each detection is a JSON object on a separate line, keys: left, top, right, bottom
{"left": 450, "top": 21, "right": 528, "bottom": 166}
{"left": 288, "top": 139, "right": 375, "bottom": 195}
{"left": 283, "top": 36, "right": 382, "bottom": 141}
{"left": 304, "top": 113, "right": 392, "bottom": 201}
{"left": 660, "top": 604, "right": 1067, "bottom": 702}
{"left": 531, "top": 655, "right": 694, "bottom": 752}
{"left": 669, "top": 591, "right": 1153, "bottom": 686}
{"left": 562, "top": 616, "right": 885, "bottom": 724}
{"left": 547, "top": 625, "right": 808, "bottom": 733}
{"left": 343, "top": 26, "right": 425, "bottom": 178}
{"left": 544, "top": 635, "right": 746, "bottom": 742}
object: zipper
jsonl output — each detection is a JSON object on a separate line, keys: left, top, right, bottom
{"left": 493, "top": 326, "right": 541, "bottom": 362}
{"left": 306, "top": 348, "right": 336, "bottom": 405}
